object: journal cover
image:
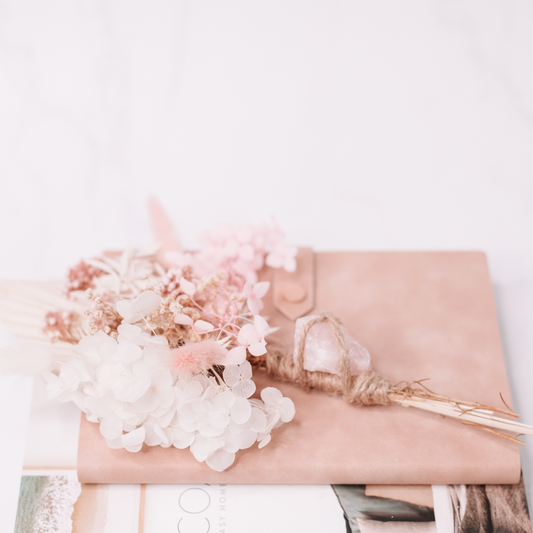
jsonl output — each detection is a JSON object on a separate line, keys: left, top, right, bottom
{"left": 76, "top": 251, "right": 521, "bottom": 484}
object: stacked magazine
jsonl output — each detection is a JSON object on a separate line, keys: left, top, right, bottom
{"left": 14, "top": 470, "right": 530, "bottom": 533}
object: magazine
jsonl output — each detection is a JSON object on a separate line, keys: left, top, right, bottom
{"left": 332, "top": 480, "right": 531, "bottom": 533}
{"left": 15, "top": 470, "right": 346, "bottom": 533}
{"left": 14, "top": 470, "right": 530, "bottom": 533}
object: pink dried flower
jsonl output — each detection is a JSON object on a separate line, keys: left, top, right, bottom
{"left": 226, "top": 315, "right": 269, "bottom": 365}
{"left": 43, "top": 310, "right": 80, "bottom": 343}
{"left": 170, "top": 340, "right": 227, "bottom": 376}
{"left": 64, "top": 260, "right": 104, "bottom": 297}
{"left": 159, "top": 268, "right": 183, "bottom": 297}
{"left": 242, "top": 281, "right": 270, "bottom": 315}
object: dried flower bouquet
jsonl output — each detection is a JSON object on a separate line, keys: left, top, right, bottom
{"left": 7, "top": 211, "right": 298, "bottom": 472}
{"left": 1, "top": 199, "right": 532, "bottom": 474}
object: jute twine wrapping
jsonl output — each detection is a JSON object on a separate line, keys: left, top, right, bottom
{"left": 261, "top": 313, "right": 529, "bottom": 444}
{"left": 264, "top": 311, "right": 392, "bottom": 406}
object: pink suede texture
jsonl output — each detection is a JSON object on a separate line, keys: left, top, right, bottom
{"left": 78, "top": 251, "right": 520, "bottom": 484}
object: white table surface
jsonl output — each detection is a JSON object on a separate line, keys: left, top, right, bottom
{"left": 1, "top": 2, "right": 533, "bottom": 530}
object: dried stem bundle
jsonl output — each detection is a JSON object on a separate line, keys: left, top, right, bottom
{"left": 262, "top": 311, "right": 533, "bottom": 445}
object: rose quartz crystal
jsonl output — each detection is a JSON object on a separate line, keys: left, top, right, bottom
{"left": 293, "top": 315, "right": 371, "bottom": 376}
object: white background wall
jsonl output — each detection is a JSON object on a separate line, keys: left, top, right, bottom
{"left": 1, "top": 0, "right": 533, "bottom": 525}
{"left": 0, "top": 1, "right": 532, "bottom": 278}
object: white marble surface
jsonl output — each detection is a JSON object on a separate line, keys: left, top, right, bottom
{"left": 1, "top": 1, "right": 533, "bottom": 528}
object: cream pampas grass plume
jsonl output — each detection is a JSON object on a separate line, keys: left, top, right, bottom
{"left": 0, "top": 342, "right": 54, "bottom": 375}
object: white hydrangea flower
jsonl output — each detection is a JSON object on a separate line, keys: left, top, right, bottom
{"left": 261, "top": 387, "right": 296, "bottom": 425}
{"left": 117, "top": 324, "right": 167, "bottom": 346}
{"left": 198, "top": 391, "right": 251, "bottom": 438}
{"left": 223, "top": 361, "right": 256, "bottom": 398}
{"left": 116, "top": 290, "right": 162, "bottom": 324}
{"left": 190, "top": 434, "right": 224, "bottom": 463}
{"left": 132, "top": 369, "right": 174, "bottom": 413}
{"left": 43, "top": 364, "right": 80, "bottom": 400}
{"left": 123, "top": 427, "right": 146, "bottom": 452}
{"left": 206, "top": 448, "right": 236, "bottom": 472}
{"left": 171, "top": 427, "right": 195, "bottom": 449}
{"left": 44, "top": 323, "right": 295, "bottom": 472}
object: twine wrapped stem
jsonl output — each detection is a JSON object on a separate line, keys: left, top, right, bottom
{"left": 263, "top": 312, "right": 533, "bottom": 445}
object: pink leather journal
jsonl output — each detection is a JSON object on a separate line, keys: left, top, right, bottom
{"left": 77, "top": 251, "right": 521, "bottom": 484}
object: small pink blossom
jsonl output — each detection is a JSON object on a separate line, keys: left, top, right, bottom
{"left": 266, "top": 244, "right": 298, "bottom": 273}
{"left": 173, "top": 314, "right": 214, "bottom": 335}
{"left": 193, "top": 320, "right": 215, "bottom": 334}
{"left": 226, "top": 315, "right": 269, "bottom": 364}
{"left": 242, "top": 281, "right": 270, "bottom": 316}
{"left": 173, "top": 313, "right": 193, "bottom": 326}
{"left": 179, "top": 277, "right": 196, "bottom": 297}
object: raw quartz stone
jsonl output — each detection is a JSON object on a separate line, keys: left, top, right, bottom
{"left": 293, "top": 315, "right": 372, "bottom": 376}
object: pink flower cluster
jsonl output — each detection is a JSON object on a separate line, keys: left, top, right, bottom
{"left": 166, "top": 220, "right": 297, "bottom": 285}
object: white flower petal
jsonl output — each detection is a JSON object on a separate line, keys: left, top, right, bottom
{"left": 157, "top": 407, "right": 176, "bottom": 428}
{"left": 113, "top": 375, "right": 134, "bottom": 401}
{"left": 116, "top": 291, "right": 162, "bottom": 324}
{"left": 156, "top": 387, "right": 175, "bottom": 409}
{"left": 213, "top": 391, "right": 235, "bottom": 412}
{"left": 123, "top": 427, "right": 146, "bottom": 452}
{"left": 100, "top": 415, "right": 123, "bottom": 440}
{"left": 280, "top": 397, "right": 296, "bottom": 422}
{"left": 238, "top": 324, "right": 260, "bottom": 346}
{"left": 59, "top": 364, "right": 80, "bottom": 392}
{"left": 117, "top": 341, "right": 142, "bottom": 363}
{"left": 78, "top": 331, "right": 107, "bottom": 363}
{"left": 144, "top": 421, "right": 163, "bottom": 446}
{"left": 222, "top": 434, "right": 240, "bottom": 454}
{"left": 154, "top": 423, "right": 169, "bottom": 444}
{"left": 223, "top": 365, "right": 240, "bottom": 387}
{"left": 240, "top": 360, "right": 253, "bottom": 380}
{"left": 43, "top": 371, "right": 65, "bottom": 399}
{"left": 253, "top": 315, "right": 269, "bottom": 336}
{"left": 253, "top": 281, "right": 270, "bottom": 299}
{"left": 230, "top": 397, "right": 252, "bottom": 425}
{"left": 232, "top": 379, "right": 256, "bottom": 399}
{"left": 190, "top": 435, "right": 224, "bottom": 462}
{"left": 248, "top": 341, "right": 267, "bottom": 356}
{"left": 115, "top": 300, "right": 131, "bottom": 320}
{"left": 160, "top": 427, "right": 174, "bottom": 448}
{"left": 172, "top": 427, "right": 195, "bottom": 449}
{"left": 180, "top": 277, "right": 196, "bottom": 297}
{"left": 225, "top": 346, "right": 246, "bottom": 365}
{"left": 199, "top": 422, "right": 226, "bottom": 437}
{"left": 284, "top": 257, "right": 297, "bottom": 273}
{"left": 98, "top": 335, "right": 119, "bottom": 362}
{"left": 125, "top": 442, "right": 143, "bottom": 453}
{"left": 260, "top": 387, "right": 283, "bottom": 406}
{"left": 248, "top": 408, "right": 267, "bottom": 433}
{"left": 69, "top": 356, "right": 93, "bottom": 382}
{"left": 258, "top": 433, "right": 271, "bottom": 449}
{"left": 173, "top": 313, "right": 194, "bottom": 326}
{"left": 193, "top": 320, "right": 215, "bottom": 334}
{"left": 247, "top": 297, "right": 261, "bottom": 316}
{"left": 235, "top": 428, "right": 257, "bottom": 450}
{"left": 192, "top": 374, "right": 210, "bottom": 389}
{"left": 105, "top": 436, "right": 124, "bottom": 449}
{"left": 129, "top": 290, "right": 161, "bottom": 317}
{"left": 133, "top": 389, "right": 158, "bottom": 413}
{"left": 152, "top": 369, "right": 173, "bottom": 389}
{"left": 96, "top": 363, "right": 121, "bottom": 390}
{"left": 206, "top": 449, "right": 235, "bottom": 472}
{"left": 184, "top": 380, "right": 204, "bottom": 399}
